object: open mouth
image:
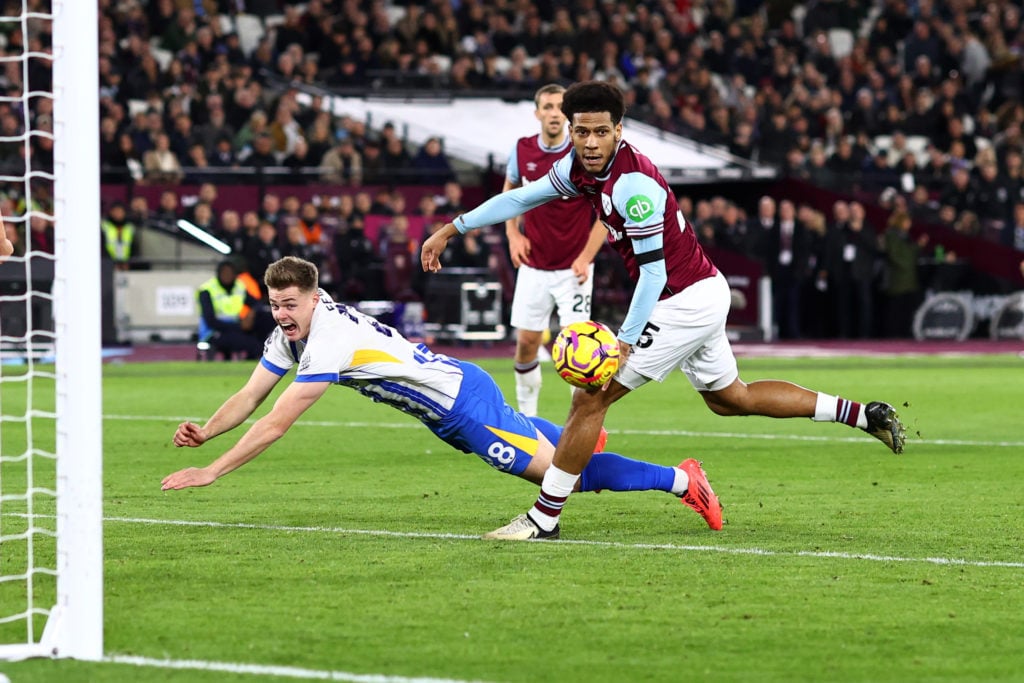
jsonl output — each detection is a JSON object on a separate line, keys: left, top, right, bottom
{"left": 279, "top": 322, "right": 297, "bottom": 334}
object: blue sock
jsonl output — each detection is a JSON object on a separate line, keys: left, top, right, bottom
{"left": 528, "top": 416, "right": 562, "bottom": 445}
{"left": 579, "top": 451, "right": 676, "bottom": 493}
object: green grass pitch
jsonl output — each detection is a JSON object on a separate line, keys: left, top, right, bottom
{"left": 2, "top": 353, "right": 1024, "bottom": 682}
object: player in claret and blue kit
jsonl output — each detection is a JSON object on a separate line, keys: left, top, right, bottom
{"left": 162, "top": 256, "right": 721, "bottom": 534}
{"left": 421, "top": 81, "right": 906, "bottom": 541}
{"left": 502, "top": 83, "right": 608, "bottom": 417}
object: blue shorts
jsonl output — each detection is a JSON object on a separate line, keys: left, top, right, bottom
{"left": 426, "top": 361, "right": 539, "bottom": 475}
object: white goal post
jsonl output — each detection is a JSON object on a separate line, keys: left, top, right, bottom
{"left": 0, "top": 0, "right": 102, "bottom": 661}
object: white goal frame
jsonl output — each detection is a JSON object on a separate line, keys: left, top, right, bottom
{"left": 0, "top": 0, "right": 102, "bottom": 661}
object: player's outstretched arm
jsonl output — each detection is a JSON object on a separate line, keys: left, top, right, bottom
{"left": 162, "top": 379, "right": 331, "bottom": 490}
{"left": 175, "top": 364, "right": 282, "bottom": 448}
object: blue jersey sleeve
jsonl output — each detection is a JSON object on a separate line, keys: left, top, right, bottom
{"left": 611, "top": 172, "right": 667, "bottom": 238}
{"left": 454, "top": 176, "right": 564, "bottom": 234}
{"left": 505, "top": 144, "right": 520, "bottom": 185}
{"left": 618, "top": 234, "right": 666, "bottom": 345}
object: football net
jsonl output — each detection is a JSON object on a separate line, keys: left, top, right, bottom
{"left": 0, "top": 0, "right": 102, "bottom": 661}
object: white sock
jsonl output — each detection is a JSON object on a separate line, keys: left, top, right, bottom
{"left": 529, "top": 465, "right": 579, "bottom": 532}
{"left": 813, "top": 392, "right": 836, "bottom": 422}
{"left": 671, "top": 467, "right": 690, "bottom": 496}
{"left": 813, "top": 392, "right": 868, "bottom": 428}
{"left": 514, "top": 362, "right": 542, "bottom": 417}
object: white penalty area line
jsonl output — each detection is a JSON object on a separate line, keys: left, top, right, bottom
{"left": 104, "top": 414, "right": 1024, "bottom": 449}
{"left": 105, "top": 654, "right": 491, "bottom": 683}
{"left": 108, "top": 515, "right": 1024, "bottom": 570}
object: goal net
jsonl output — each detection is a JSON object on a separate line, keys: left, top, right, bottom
{"left": 0, "top": 0, "right": 101, "bottom": 661}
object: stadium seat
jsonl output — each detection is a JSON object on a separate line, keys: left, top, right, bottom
{"left": 791, "top": 5, "right": 807, "bottom": 36}
{"left": 234, "top": 14, "right": 265, "bottom": 56}
{"left": 828, "top": 28, "right": 854, "bottom": 59}
{"left": 263, "top": 14, "right": 285, "bottom": 30}
{"left": 149, "top": 45, "right": 173, "bottom": 71}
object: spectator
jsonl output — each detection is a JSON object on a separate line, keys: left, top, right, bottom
{"left": 333, "top": 214, "right": 383, "bottom": 300}
{"left": 243, "top": 133, "right": 278, "bottom": 169}
{"left": 1007, "top": 203, "right": 1024, "bottom": 251}
{"left": 281, "top": 137, "right": 315, "bottom": 180}
{"left": 770, "top": 200, "right": 811, "bottom": 340}
{"left": 320, "top": 137, "right": 363, "bottom": 185}
{"left": 881, "top": 211, "right": 928, "bottom": 338}
{"left": 296, "top": 201, "right": 324, "bottom": 246}
{"left": 185, "top": 143, "right": 217, "bottom": 185}
{"left": 381, "top": 137, "right": 414, "bottom": 182}
{"left": 142, "top": 132, "right": 184, "bottom": 185}
{"left": 354, "top": 140, "right": 382, "bottom": 185}
{"left": 244, "top": 220, "right": 284, "bottom": 294}
{"left": 101, "top": 201, "right": 136, "bottom": 271}
{"left": 436, "top": 181, "right": 465, "bottom": 215}
{"left": 412, "top": 136, "right": 455, "bottom": 184}
{"left": 283, "top": 222, "right": 324, "bottom": 270}
{"left": 826, "top": 201, "right": 880, "bottom": 339}
{"left": 218, "top": 209, "right": 248, "bottom": 257}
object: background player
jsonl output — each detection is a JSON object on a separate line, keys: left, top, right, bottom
{"left": 421, "top": 81, "right": 905, "bottom": 540}
{"left": 162, "top": 256, "right": 722, "bottom": 534}
{"left": 503, "top": 83, "right": 608, "bottom": 417}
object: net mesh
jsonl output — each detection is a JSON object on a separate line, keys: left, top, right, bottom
{"left": 0, "top": 0, "right": 57, "bottom": 648}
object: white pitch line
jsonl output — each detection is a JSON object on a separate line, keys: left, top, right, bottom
{"left": 103, "top": 414, "right": 1024, "bottom": 449}
{"left": 105, "top": 654, "right": 492, "bottom": 683}
{"left": 107, "top": 516, "right": 1024, "bottom": 570}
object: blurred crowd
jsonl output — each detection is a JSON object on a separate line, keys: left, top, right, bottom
{"left": 6, "top": 0, "right": 1024, "bottom": 340}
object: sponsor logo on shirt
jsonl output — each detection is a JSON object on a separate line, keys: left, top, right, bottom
{"left": 299, "top": 354, "right": 311, "bottom": 372}
{"left": 626, "top": 195, "right": 655, "bottom": 222}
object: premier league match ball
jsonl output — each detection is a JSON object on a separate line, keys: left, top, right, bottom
{"left": 552, "top": 321, "right": 621, "bottom": 389}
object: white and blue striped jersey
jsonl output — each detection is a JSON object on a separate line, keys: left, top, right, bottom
{"left": 260, "top": 291, "right": 463, "bottom": 423}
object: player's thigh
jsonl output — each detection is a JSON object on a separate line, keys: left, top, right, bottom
{"left": 616, "top": 272, "right": 737, "bottom": 391}
{"left": 434, "top": 363, "right": 542, "bottom": 475}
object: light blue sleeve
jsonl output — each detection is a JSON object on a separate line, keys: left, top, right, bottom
{"left": 611, "top": 172, "right": 668, "bottom": 238}
{"left": 505, "top": 145, "right": 520, "bottom": 185}
{"left": 454, "top": 176, "right": 564, "bottom": 234}
{"left": 617, "top": 234, "right": 666, "bottom": 345}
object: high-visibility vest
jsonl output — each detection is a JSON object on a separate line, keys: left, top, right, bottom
{"left": 102, "top": 220, "right": 135, "bottom": 262}
{"left": 196, "top": 276, "right": 247, "bottom": 340}
{"left": 236, "top": 271, "right": 262, "bottom": 319}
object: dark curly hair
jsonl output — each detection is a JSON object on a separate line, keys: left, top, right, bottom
{"left": 561, "top": 81, "right": 626, "bottom": 125}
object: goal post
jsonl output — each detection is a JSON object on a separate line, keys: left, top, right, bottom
{"left": 0, "top": 0, "right": 102, "bottom": 661}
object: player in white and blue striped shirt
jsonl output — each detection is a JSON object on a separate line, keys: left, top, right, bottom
{"left": 162, "top": 256, "right": 711, "bottom": 535}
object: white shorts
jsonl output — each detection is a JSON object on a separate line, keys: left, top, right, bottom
{"left": 510, "top": 264, "right": 595, "bottom": 331}
{"left": 615, "top": 271, "right": 738, "bottom": 392}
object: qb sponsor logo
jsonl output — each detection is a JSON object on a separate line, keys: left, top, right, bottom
{"left": 626, "top": 195, "right": 654, "bottom": 222}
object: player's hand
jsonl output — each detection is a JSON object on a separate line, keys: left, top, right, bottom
{"left": 571, "top": 257, "right": 590, "bottom": 284}
{"left": 421, "top": 224, "right": 454, "bottom": 272}
{"left": 173, "top": 421, "right": 208, "bottom": 448}
{"left": 161, "top": 466, "right": 217, "bottom": 490}
{"left": 507, "top": 231, "right": 531, "bottom": 268}
{"left": 0, "top": 235, "right": 12, "bottom": 264}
